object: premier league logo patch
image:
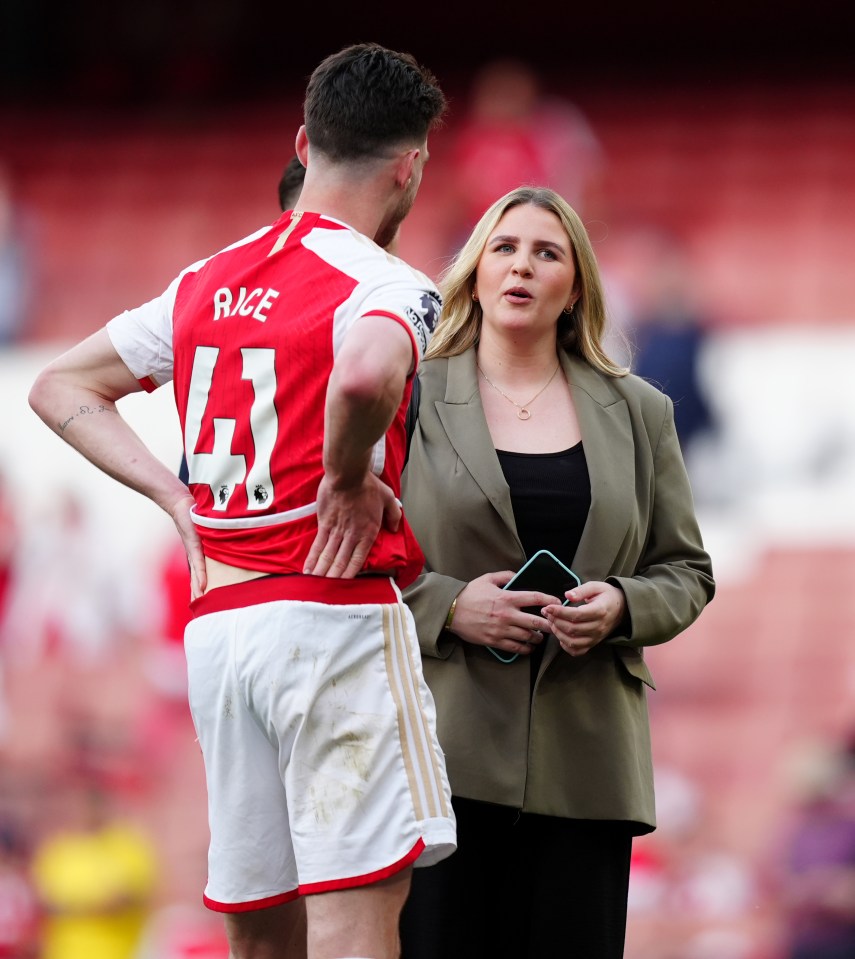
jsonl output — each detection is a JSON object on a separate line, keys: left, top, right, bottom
{"left": 405, "top": 290, "right": 443, "bottom": 353}
{"left": 419, "top": 291, "right": 442, "bottom": 332}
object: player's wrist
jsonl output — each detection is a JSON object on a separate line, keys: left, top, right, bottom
{"left": 323, "top": 468, "right": 372, "bottom": 495}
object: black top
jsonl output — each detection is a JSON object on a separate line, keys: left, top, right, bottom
{"left": 496, "top": 443, "right": 591, "bottom": 566}
{"left": 496, "top": 443, "right": 591, "bottom": 685}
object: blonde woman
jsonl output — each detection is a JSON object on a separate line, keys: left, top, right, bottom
{"left": 399, "top": 187, "right": 714, "bottom": 959}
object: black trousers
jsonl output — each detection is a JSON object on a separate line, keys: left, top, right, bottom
{"left": 400, "top": 796, "right": 633, "bottom": 959}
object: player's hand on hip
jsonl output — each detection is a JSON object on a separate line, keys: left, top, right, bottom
{"left": 167, "top": 490, "right": 207, "bottom": 599}
{"left": 304, "top": 474, "right": 401, "bottom": 578}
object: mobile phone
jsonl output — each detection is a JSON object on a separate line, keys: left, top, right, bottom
{"left": 502, "top": 550, "right": 581, "bottom": 615}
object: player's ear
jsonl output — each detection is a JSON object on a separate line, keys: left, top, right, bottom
{"left": 393, "top": 148, "right": 419, "bottom": 190}
{"left": 295, "top": 126, "right": 310, "bottom": 166}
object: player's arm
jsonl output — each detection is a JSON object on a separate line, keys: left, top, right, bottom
{"left": 304, "top": 314, "right": 413, "bottom": 578}
{"left": 28, "top": 328, "right": 207, "bottom": 597}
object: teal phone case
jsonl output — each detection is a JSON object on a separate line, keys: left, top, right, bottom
{"left": 502, "top": 549, "right": 581, "bottom": 615}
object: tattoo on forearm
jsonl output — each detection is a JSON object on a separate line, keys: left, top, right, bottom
{"left": 58, "top": 404, "right": 113, "bottom": 434}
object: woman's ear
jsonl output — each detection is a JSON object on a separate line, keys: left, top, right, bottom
{"left": 565, "top": 285, "right": 581, "bottom": 312}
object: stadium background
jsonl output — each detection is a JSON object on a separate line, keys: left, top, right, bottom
{"left": 1, "top": 3, "right": 854, "bottom": 957}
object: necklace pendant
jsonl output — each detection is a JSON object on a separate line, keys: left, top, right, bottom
{"left": 517, "top": 408, "right": 531, "bottom": 420}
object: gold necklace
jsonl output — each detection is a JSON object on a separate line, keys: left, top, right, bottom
{"left": 477, "top": 362, "right": 561, "bottom": 420}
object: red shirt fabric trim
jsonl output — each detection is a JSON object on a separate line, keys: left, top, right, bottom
{"left": 200, "top": 839, "right": 425, "bottom": 913}
{"left": 190, "top": 574, "right": 398, "bottom": 618}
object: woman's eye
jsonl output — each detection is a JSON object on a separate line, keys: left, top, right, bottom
{"left": 539, "top": 249, "right": 557, "bottom": 259}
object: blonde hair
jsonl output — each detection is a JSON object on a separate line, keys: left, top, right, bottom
{"left": 426, "top": 186, "right": 627, "bottom": 376}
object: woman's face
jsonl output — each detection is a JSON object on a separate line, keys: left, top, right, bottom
{"left": 474, "top": 203, "right": 577, "bottom": 341}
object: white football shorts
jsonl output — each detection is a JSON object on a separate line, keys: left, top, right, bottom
{"left": 184, "top": 574, "right": 456, "bottom": 913}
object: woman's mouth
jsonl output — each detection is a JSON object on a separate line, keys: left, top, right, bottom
{"left": 504, "top": 287, "right": 532, "bottom": 301}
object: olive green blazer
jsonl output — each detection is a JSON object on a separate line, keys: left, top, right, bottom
{"left": 402, "top": 347, "right": 715, "bottom": 833}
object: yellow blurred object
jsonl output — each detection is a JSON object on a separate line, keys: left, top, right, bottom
{"left": 31, "top": 821, "right": 158, "bottom": 959}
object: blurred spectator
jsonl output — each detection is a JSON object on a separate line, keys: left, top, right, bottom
{"left": 775, "top": 733, "right": 855, "bottom": 959}
{"left": 134, "top": 539, "right": 196, "bottom": 778}
{"left": 445, "top": 59, "right": 603, "bottom": 244}
{"left": 2, "top": 491, "right": 136, "bottom": 664}
{"left": 0, "top": 166, "right": 34, "bottom": 346}
{"left": 628, "top": 765, "right": 704, "bottom": 915}
{"left": 135, "top": 903, "right": 229, "bottom": 959}
{"left": 0, "top": 473, "right": 15, "bottom": 630}
{"left": 609, "top": 225, "right": 716, "bottom": 459}
{"left": 628, "top": 766, "right": 762, "bottom": 957}
{"left": 669, "top": 847, "right": 757, "bottom": 921}
{"left": 142, "top": 540, "right": 191, "bottom": 704}
{"left": 30, "top": 782, "right": 158, "bottom": 959}
{"left": 0, "top": 821, "right": 40, "bottom": 958}
{"left": 0, "top": 472, "right": 20, "bottom": 741}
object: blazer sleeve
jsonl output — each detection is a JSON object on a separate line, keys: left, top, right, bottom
{"left": 402, "top": 570, "right": 467, "bottom": 659}
{"left": 607, "top": 393, "right": 715, "bottom": 647}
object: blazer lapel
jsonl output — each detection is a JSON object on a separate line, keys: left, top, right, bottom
{"left": 538, "top": 354, "right": 637, "bottom": 676}
{"left": 432, "top": 350, "right": 637, "bottom": 572}
{"left": 434, "top": 350, "right": 521, "bottom": 543}
{"left": 431, "top": 346, "right": 637, "bottom": 584}
{"left": 563, "top": 353, "right": 636, "bottom": 581}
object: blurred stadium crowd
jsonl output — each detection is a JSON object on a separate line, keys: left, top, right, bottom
{"left": 1, "top": 43, "right": 855, "bottom": 959}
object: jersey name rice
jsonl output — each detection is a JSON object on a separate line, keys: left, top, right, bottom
{"left": 106, "top": 210, "right": 441, "bottom": 586}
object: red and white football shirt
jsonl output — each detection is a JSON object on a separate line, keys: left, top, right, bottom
{"left": 107, "top": 211, "right": 440, "bottom": 586}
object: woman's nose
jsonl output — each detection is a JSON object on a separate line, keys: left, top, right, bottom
{"left": 511, "top": 253, "right": 533, "bottom": 277}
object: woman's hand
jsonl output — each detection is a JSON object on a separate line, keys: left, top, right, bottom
{"left": 448, "top": 571, "right": 560, "bottom": 658}
{"left": 543, "top": 581, "right": 626, "bottom": 657}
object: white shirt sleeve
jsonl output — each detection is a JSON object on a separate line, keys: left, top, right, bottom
{"left": 358, "top": 274, "right": 442, "bottom": 364}
{"left": 105, "top": 273, "right": 183, "bottom": 387}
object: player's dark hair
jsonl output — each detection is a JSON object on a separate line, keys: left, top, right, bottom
{"left": 304, "top": 43, "right": 446, "bottom": 161}
{"left": 278, "top": 156, "right": 306, "bottom": 211}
